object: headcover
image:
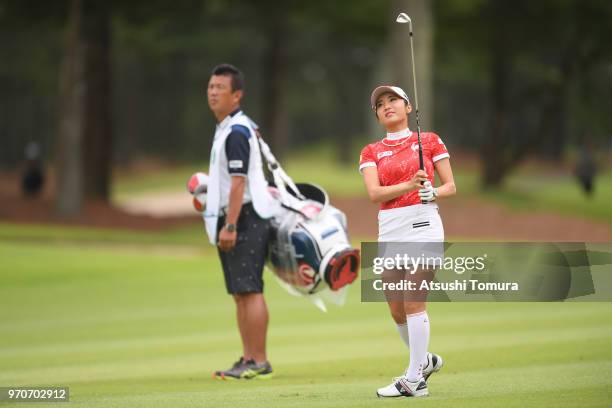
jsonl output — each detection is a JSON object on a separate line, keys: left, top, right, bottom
{"left": 187, "top": 172, "right": 209, "bottom": 212}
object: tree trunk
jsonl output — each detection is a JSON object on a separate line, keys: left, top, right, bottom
{"left": 82, "top": 0, "right": 112, "bottom": 201}
{"left": 481, "top": 7, "right": 510, "bottom": 189}
{"left": 55, "top": 0, "right": 85, "bottom": 216}
{"left": 261, "top": 16, "right": 288, "bottom": 160}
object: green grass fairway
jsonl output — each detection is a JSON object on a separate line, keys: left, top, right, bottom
{"left": 1, "top": 227, "right": 612, "bottom": 407}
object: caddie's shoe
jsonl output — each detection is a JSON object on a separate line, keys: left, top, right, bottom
{"left": 241, "top": 359, "right": 274, "bottom": 380}
{"left": 376, "top": 377, "right": 428, "bottom": 398}
{"left": 213, "top": 357, "right": 248, "bottom": 380}
{"left": 423, "top": 352, "right": 444, "bottom": 382}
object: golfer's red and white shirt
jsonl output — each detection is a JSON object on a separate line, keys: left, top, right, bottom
{"left": 359, "top": 129, "right": 449, "bottom": 210}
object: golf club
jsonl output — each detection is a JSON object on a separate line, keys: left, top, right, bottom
{"left": 396, "top": 12, "right": 427, "bottom": 203}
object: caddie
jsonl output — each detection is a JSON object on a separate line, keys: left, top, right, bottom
{"left": 205, "top": 63, "right": 279, "bottom": 380}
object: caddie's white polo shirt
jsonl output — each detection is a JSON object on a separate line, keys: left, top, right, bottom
{"left": 215, "top": 108, "right": 253, "bottom": 209}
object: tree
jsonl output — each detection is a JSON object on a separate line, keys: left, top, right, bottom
{"left": 55, "top": 0, "right": 85, "bottom": 216}
{"left": 259, "top": 3, "right": 290, "bottom": 159}
{"left": 299, "top": 0, "right": 388, "bottom": 163}
{"left": 435, "top": 0, "right": 612, "bottom": 189}
{"left": 480, "top": 0, "right": 612, "bottom": 188}
{"left": 82, "top": 0, "right": 112, "bottom": 201}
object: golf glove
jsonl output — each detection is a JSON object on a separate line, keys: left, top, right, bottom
{"left": 418, "top": 180, "right": 437, "bottom": 202}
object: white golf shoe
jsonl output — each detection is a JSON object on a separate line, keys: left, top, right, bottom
{"left": 376, "top": 377, "right": 428, "bottom": 398}
{"left": 423, "top": 352, "right": 444, "bottom": 382}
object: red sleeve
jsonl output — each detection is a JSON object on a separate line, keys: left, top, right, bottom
{"left": 359, "top": 144, "right": 377, "bottom": 174}
{"left": 430, "top": 133, "right": 450, "bottom": 163}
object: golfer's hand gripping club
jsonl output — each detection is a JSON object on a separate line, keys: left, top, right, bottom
{"left": 418, "top": 180, "right": 437, "bottom": 202}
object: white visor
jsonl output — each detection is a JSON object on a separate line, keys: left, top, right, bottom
{"left": 370, "top": 86, "right": 410, "bottom": 111}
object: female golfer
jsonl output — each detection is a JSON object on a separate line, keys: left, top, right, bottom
{"left": 359, "top": 85, "right": 456, "bottom": 398}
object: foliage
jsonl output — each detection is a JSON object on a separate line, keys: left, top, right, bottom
{"left": 1, "top": 0, "right": 611, "bottom": 190}
{"left": 434, "top": 0, "right": 612, "bottom": 186}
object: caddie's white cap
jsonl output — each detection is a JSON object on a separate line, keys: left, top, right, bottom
{"left": 370, "top": 85, "right": 410, "bottom": 111}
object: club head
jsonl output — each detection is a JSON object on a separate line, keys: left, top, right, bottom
{"left": 396, "top": 13, "right": 411, "bottom": 24}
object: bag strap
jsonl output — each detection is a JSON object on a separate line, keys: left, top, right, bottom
{"left": 255, "top": 131, "right": 305, "bottom": 203}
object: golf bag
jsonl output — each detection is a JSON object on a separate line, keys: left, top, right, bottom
{"left": 267, "top": 182, "right": 360, "bottom": 296}
{"left": 257, "top": 138, "right": 360, "bottom": 297}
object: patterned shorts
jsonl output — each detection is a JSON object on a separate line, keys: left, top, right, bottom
{"left": 217, "top": 203, "right": 271, "bottom": 294}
